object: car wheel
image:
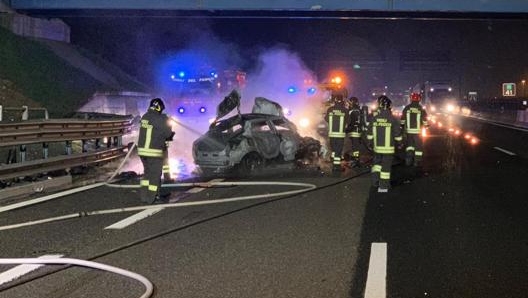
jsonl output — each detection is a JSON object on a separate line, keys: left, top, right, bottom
{"left": 237, "top": 152, "right": 264, "bottom": 175}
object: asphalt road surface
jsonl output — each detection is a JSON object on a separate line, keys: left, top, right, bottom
{"left": 0, "top": 112, "right": 526, "bottom": 298}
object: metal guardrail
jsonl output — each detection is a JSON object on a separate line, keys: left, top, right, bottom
{"left": 0, "top": 113, "right": 134, "bottom": 182}
{"left": 0, "top": 146, "right": 129, "bottom": 180}
{"left": 0, "top": 118, "right": 133, "bottom": 147}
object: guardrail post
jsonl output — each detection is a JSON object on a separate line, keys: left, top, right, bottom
{"left": 7, "top": 148, "right": 16, "bottom": 164}
{"left": 19, "top": 145, "right": 26, "bottom": 162}
{"left": 43, "top": 142, "right": 49, "bottom": 159}
{"left": 65, "top": 141, "right": 72, "bottom": 155}
{"left": 0, "top": 105, "right": 3, "bottom": 121}
{"left": 21, "top": 105, "right": 29, "bottom": 121}
{"left": 106, "top": 137, "right": 111, "bottom": 148}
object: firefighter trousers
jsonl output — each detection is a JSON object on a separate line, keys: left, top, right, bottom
{"left": 349, "top": 135, "right": 361, "bottom": 162}
{"left": 140, "top": 156, "right": 164, "bottom": 203}
{"left": 329, "top": 137, "right": 345, "bottom": 169}
{"left": 371, "top": 153, "right": 394, "bottom": 190}
{"left": 405, "top": 133, "right": 423, "bottom": 166}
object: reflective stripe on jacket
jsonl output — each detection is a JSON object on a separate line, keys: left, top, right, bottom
{"left": 401, "top": 102, "right": 428, "bottom": 134}
{"left": 367, "top": 109, "right": 402, "bottom": 154}
{"left": 137, "top": 110, "right": 173, "bottom": 158}
{"left": 325, "top": 103, "right": 349, "bottom": 138}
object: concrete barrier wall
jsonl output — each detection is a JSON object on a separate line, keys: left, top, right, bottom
{"left": 472, "top": 109, "right": 528, "bottom": 126}
{"left": 0, "top": 12, "right": 70, "bottom": 42}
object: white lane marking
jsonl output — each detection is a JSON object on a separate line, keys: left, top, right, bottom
{"left": 493, "top": 146, "right": 517, "bottom": 156}
{"left": 0, "top": 254, "right": 63, "bottom": 285}
{"left": 186, "top": 178, "right": 224, "bottom": 193}
{"left": 364, "top": 242, "right": 387, "bottom": 298}
{"left": 105, "top": 178, "right": 225, "bottom": 229}
{"left": 187, "top": 187, "right": 206, "bottom": 194}
{"left": 0, "top": 182, "right": 105, "bottom": 214}
{"left": 104, "top": 207, "right": 164, "bottom": 230}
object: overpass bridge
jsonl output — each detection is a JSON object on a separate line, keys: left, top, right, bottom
{"left": 5, "top": 0, "right": 528, "bottom": 13}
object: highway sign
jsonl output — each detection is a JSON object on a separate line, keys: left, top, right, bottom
{"left": 502, "top": 83, "right": 516, "bottom": 97}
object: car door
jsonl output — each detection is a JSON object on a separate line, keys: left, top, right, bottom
{"left": 270, "top": 117, "right": 300, "bottom": 161}
{"left": 248, "top": 118, "right": 281, "bottom": 159}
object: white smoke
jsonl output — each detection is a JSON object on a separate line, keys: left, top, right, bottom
{"left": 121, "top": 34, "right": 329, "bottom": 178}
{"left": 241, "top": 46, "right": 327, "bottom": 138}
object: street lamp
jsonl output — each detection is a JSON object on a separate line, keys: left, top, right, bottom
{"left": 522, "top": 79, "right": 526, "bottom": 97}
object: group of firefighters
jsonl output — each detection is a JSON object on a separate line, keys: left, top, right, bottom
{"left": 135, "top": 88, "right": 429, "bottom": 204}
{"left": 324, "top": 90, "right": 428, "bottom": 193}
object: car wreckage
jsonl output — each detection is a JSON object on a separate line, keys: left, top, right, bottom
{"left": 192, "top": 90, "right": 322, "bottom": 175}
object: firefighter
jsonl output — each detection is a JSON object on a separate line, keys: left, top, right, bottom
{"left": 401, "top": 92, "right": 428, "bottom": 166}
{"left": 325, "top": 91, "right": 350, "bottom": 171}
{"left": 361, "top": 95, "right": 384, "bottom": 153}
{"left": 367, "top": 96, "right": 402, "bottom": 193}
{"left": 137, "top": 98, "right": 175, "bottom": 204}
{"left": 345, "top": 96, "right": 362, "bottom": 167}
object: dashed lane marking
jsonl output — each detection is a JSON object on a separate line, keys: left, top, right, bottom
{"left": 493, "top": 146, "right": 516, "bottom": 156}
{"left": 364, "top": 242, "right": 387, "bottom": 298}
{"left": 105, "top": 178, "right": 225, "bottom": 229}
{"left": 0, "top": 254, "right": 63, "bottom": 286}
{"left": 104, "top": 207, "right": 164, "bottom": 230}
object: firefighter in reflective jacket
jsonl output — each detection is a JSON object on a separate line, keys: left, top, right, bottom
{"left": 137, "top": 98, "right": 175, "bottom": 204}
{"left": 367, "top": 96, "right": 402, "bottom": 192}
{"left": 325, "top": 92, "right": 350, "bottom": 171}
{"left": 401, "top": 92, "right": 428, "bottom": 166}
{"left": 346, "top": 96, "right": 362, "bottom": 167}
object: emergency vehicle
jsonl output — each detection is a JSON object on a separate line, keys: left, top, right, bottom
{"left": 414, "top": 81, "right": 458, "bottom": 113}
{"left": 164, "top": 65, "right": 246, "bottom": 119}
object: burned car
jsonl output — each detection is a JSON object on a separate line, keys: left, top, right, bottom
{"left": 192, "top": 91, "right": 321, "bottom": 175}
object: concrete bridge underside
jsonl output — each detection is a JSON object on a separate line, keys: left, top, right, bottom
{"left": 6, "top": 0, "right": 528, "bottom": 13}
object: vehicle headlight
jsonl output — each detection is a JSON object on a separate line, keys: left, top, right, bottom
{"left": 445, "top": 103, "right": 460, "bottom": 113}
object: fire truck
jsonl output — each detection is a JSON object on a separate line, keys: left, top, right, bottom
{"left": 165, "top": 66, "right": 246, "bottom": 119}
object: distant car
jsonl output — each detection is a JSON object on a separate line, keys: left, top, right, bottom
{"left": 192, "top": 93, "right": 322, "bottom": 175}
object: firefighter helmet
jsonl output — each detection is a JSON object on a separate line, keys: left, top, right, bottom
{"left": 349, "top": 96, "right": 359, "bottom": 106}
{"left": 332, "top": 93, "right": 345, "bottom": 105}
{"left": 149, "top": 98, "right": 165, "bottom": 113}
{"left": 376, "top": 95, "right": 383, "bottom": 107}
{"left": 378, "top": 95, "right": 392, "bottom": 110}
{"left": 410, "top": 92, "right": 421, "bottom": 102}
